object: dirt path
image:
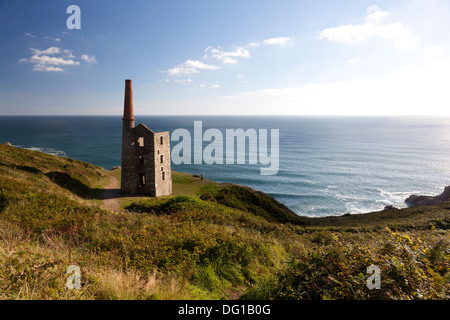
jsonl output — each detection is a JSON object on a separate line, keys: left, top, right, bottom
{"left": 102, "top": 175, "right": 122, "bottom": 212}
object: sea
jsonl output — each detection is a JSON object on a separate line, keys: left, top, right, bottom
{"left": 1, "top": 115, "right": 450, "bottom": 218}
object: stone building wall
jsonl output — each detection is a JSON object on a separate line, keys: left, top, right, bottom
{"left": 153, "top": 131, "right": 172, "bottom": 197}
{"left": 121, "top": 118, "right": 138, "bottom": 194}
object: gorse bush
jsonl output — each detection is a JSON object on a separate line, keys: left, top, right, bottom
{"left": 244, "top": 228, "right": 449, "bottom": 300}
{"left": 160, "top": 195, "right": 204, "bottom": 213}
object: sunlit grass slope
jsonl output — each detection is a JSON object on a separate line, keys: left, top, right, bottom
{"left": 0, "top": 144, "right": 448, "bottom": 300}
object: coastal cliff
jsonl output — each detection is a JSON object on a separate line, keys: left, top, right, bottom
{"left": 405, "top": 186, "right": 450, "bottom": 207}
{"left": 0, "top": 143, "right": 448, "bottom": 300}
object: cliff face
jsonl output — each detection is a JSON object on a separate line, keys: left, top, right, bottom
{"left": 405, "top": 186, "right": 450, "bottom": 207}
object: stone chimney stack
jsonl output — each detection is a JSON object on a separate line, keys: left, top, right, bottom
{"left": 121, "top": 79, "right": 138, "bottom": 193}
{"left": 123, "top": 79, "right": 134, "bottom": 121}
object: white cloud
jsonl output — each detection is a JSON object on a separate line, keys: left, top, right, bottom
{"left": 204, "top": 37, "right": 292, "bottom": 65}
{"left": 174, "top": 78, "right": 193, "bottom": 84}
{"left": 318, "top": 20, "right": 408, "bottom": 42}
{"left": 45, "top": 36, "right": 61, "bottom": 43}
{"left": 63, "top": 49, "right": 75, "bottom": 59}
{"left": 29, "top": 54, "right": 80, "bottom": 66}
{"left": 205, "top": 46, "right": 250, "bottom": 64}
{"left": 31, "top": 46, "right": 61, "bottom": 55}
{"left": 365, "top": 10, "right": 390, "bottom": 24}
{"left": 262, "top": 37, "right": 292, "bottom": 46}
{"left": 366, "top": 5, "right": 381, "bottom": 14}
{"left": 32, "top": 65, "right": 64, "bottom": 72}
{"left": 211, "top": 84, "right": 220, "bottom": 89}
{"left": 24, "top": 32, "right": 36, "bottom": 38}
{"left": 183, "top": 60, "right": 219, "bottom": 70}
{"left": 318, "top": 6, "right": 417, "bottom": 51}
{"left": 347, "top": 58, "right": 361, "bottom": 64}
{"left": 247, "top": 42, "right": 260, "bottom": 48}
{"left": 216, "top": 58, "right": 450, "bottom": 116}
{"left": 394, "top": 36, "right": 422, "bottom": 52}
{"left": 81, "top": 54, "right": 97, "bottom": 64}
{"left": 166, "top": 59, "right": 220, "bottom": 76}
{"left": 19, "top": 46, "right": 84, "bottom": 72}
{"left": 421, "top": 45, "right": 445, "bottom": 59}
{"left": 165, "top": 36, "right": 292, "bottom": 80}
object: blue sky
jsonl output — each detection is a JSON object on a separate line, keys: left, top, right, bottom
{"left": 1, "top": 0, "right": 450, "bottom": 116}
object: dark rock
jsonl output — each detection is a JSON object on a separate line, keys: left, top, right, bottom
{"left": 384, "top": 205, "right": 398, "bottom": 210}
{"left": 405, "top": 186, "right": 450, "bottom": 207}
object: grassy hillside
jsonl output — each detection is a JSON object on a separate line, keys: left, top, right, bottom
{"left": 0, "top": 143, "right": 448, "bottom": 300}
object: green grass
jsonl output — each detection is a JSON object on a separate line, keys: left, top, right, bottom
{"left": 0, "top": 143, "right": 448, "bottom": 300}
{"left": 171, "top": 171, "right": 212, "bottom": 196}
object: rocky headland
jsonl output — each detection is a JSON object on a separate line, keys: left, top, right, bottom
{"left": 405, "top": 186, "right": 450, "bottom": 207}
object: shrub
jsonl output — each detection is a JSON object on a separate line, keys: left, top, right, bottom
{"left": 0, "top": 188, "right": 7, "bottom": 212}
{"left": 161, "top": 195, "right": 203, "bottom": 213}
{"left": 259, "top": 229, "right": 449, "bottom": 300}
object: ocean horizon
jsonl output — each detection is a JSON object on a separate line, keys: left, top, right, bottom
{"left": 1, "top": 115, "right": 450, "bottom": 218}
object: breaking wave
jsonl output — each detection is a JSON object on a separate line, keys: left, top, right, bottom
{"left": 22, "top": 146, "right": 67, "bottom": 157}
